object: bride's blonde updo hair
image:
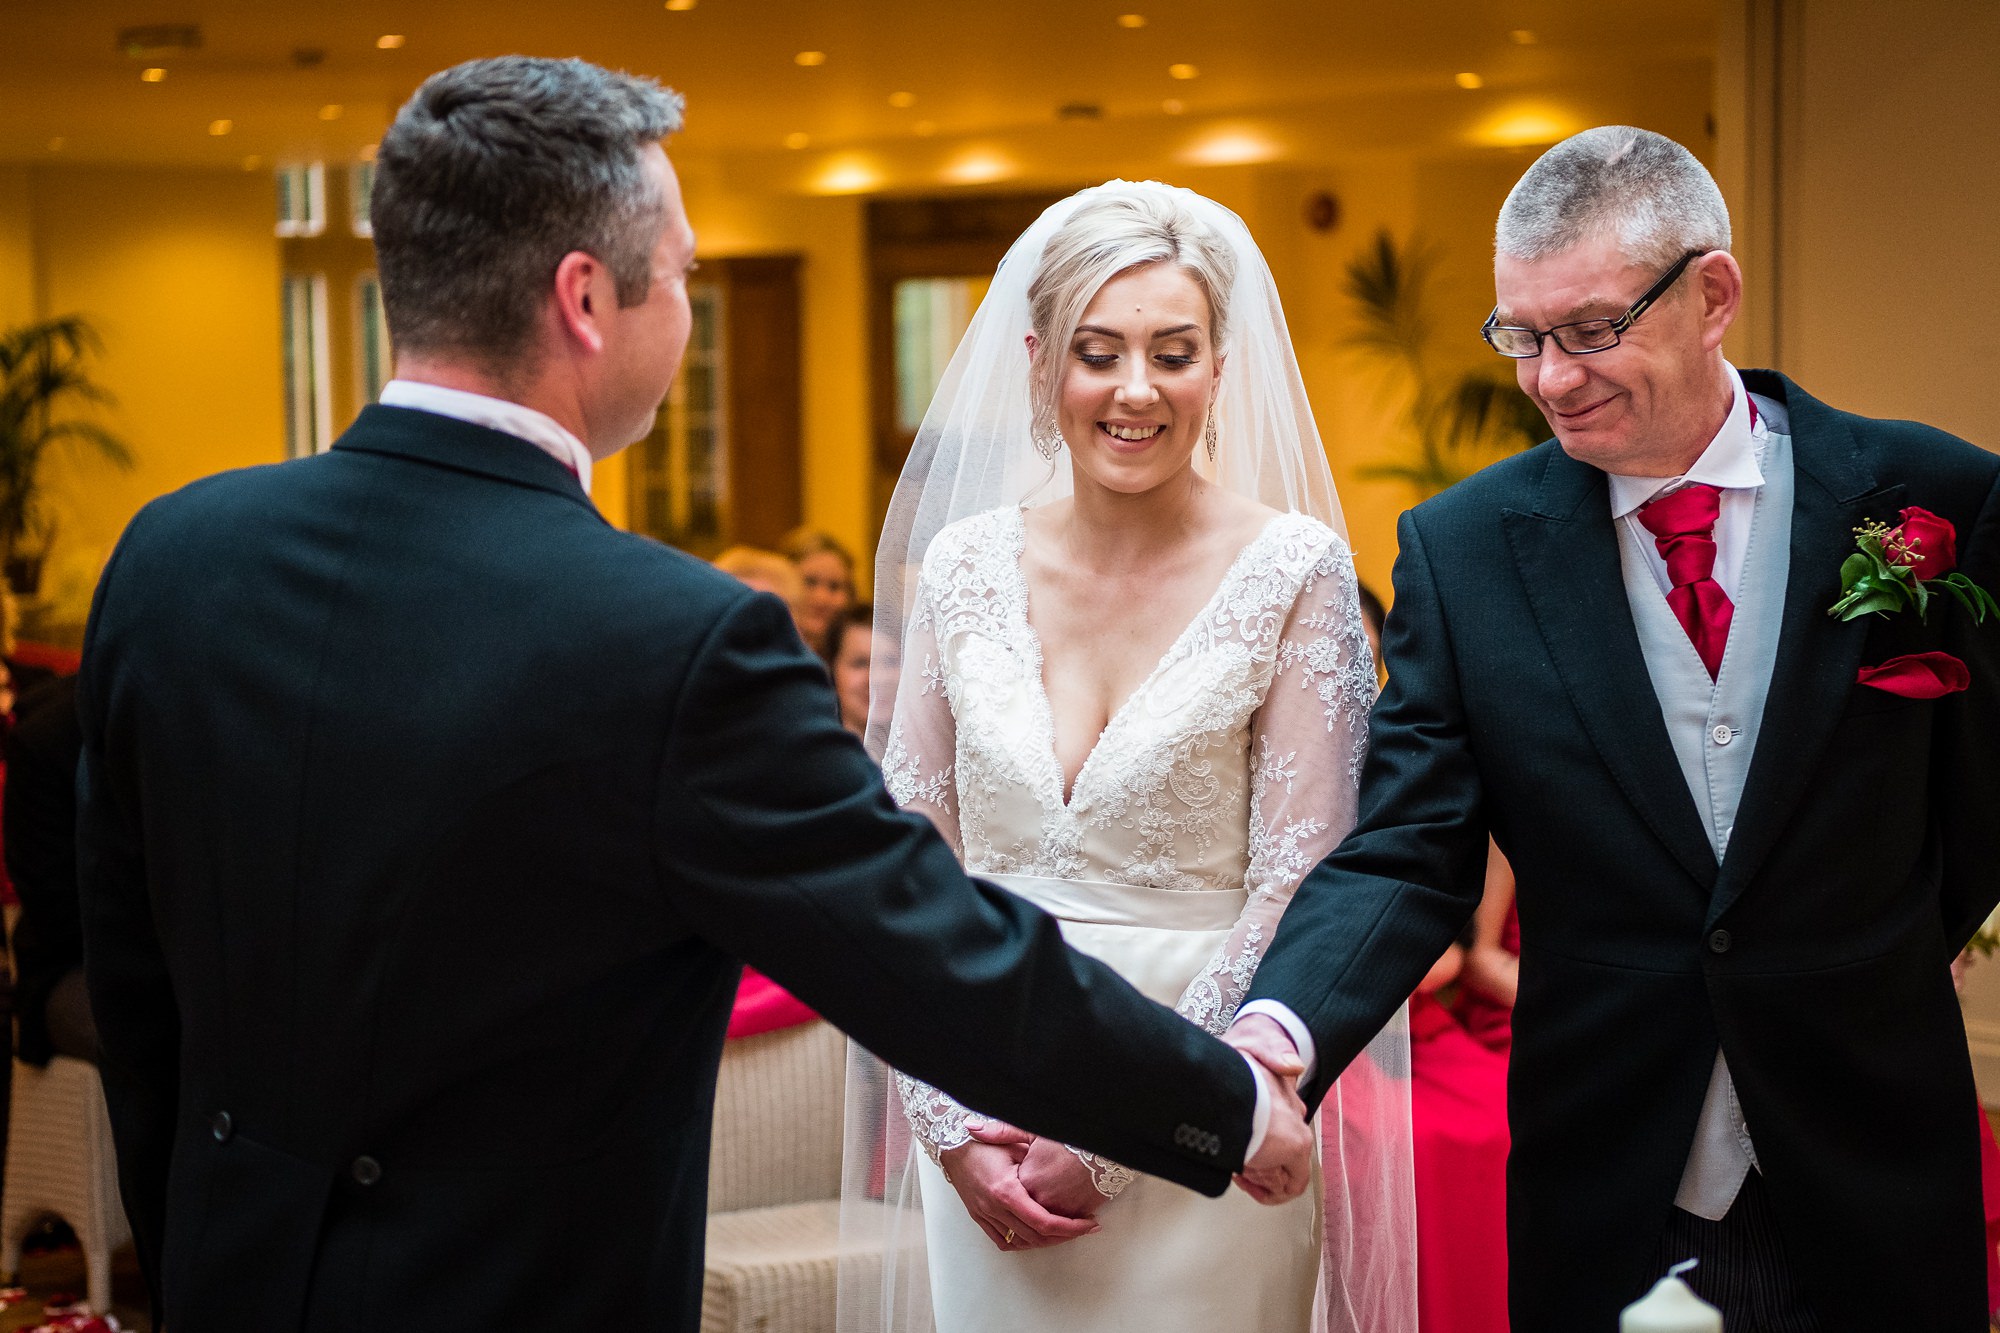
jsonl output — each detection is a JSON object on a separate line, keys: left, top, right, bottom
{"left": 1025, "top": 185, "right": 1239, "bottom": 441}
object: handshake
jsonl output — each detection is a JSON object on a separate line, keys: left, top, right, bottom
{"left": 939, "top": 1014, "right": 1313, "bottom": 1252}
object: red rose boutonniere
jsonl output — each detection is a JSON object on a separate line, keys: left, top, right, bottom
{"left": 1829, "top": 506, "right": 1997, "bottom": 698}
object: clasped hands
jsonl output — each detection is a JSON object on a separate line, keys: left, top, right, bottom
{"left": 939, "top": 1014, "right": 1313, "bottom": 1252}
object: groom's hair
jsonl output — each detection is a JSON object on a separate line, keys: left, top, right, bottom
{"left": 1495, "top": 126, "right": 1730, "bottom": 270}
{"left": 371, "top": 56, "right": 684, "bottom": 374}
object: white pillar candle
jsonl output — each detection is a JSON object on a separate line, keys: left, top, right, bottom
{"left": 1620, "top": 1265, "right": 1723, "bottom": 1333}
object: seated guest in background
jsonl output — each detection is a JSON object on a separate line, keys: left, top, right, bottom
{"left": 712, "top": 545, "right": 805, "bottom": 634}
{"left": 5, "top": 674, "right": 90, "bottom": 1066}
{"left": 778, "top": 527, "right": 856, "bottom": 661}
{"left": 830, "top": 602, "right": 874, "bottom": 737}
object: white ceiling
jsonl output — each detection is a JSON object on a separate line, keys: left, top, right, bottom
{"left": 0, "top": 0, "right": 1717, "bottom": 183}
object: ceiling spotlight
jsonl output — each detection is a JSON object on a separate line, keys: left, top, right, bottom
{"left": 1162, "top": 98, "right": 1185, "bottom": 115}
{"left": 888, "top": 91, "right": 916, "bottom": 108}
{"left": 376, "top": 34, "right": 405, "bottom": 49}
{"left": 1510, "top": 28, "right": 1538, "bottom": 44}
{"left": 209, "top": 119, "right": 233, "bottom": 136}
{"left": 1168, "top": 63, "right": 1198, "bottom": 79}
{"left": 140, "top": 66, "right": 167, "bottom": 83}
{"left": 795, "top": 50, "right": 827, "bottom": 66}
{"left": 319, "top": 104, "right": 345, "bottom": 121}
{"left": 1117, "top": 13, "right": 1147, "bottom": 27}
{"left": 784, "top": 131, "right": 811, "bottom": 149}
{"left": 1455, "top": 72, "right": 1485, "bottom": 89}
{"left": 666, "top": 0, "right": 698, "bottom": 8}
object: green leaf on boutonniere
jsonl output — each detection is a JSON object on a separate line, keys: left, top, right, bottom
{"left": 1940, "top": 572, "right": 2000, "bottom": 624}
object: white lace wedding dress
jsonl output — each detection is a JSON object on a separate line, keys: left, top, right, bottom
{"left": 881, "top": 504, "right": 1375, "bottom": 1333}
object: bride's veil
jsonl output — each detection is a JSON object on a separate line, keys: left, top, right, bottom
{"left": 835, "top": 180, "right": 1418, "bottom": 1333}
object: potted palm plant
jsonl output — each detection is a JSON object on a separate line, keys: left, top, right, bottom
{"left": 1345, "top": 231, "right": 1548, "bottom": 498}
{"left": 0, "top": 316, "right": 134, "bottom": 596}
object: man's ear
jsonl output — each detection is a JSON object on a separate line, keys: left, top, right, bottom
{"left": 553, "top": 250, "right": 607, "bottom": 355}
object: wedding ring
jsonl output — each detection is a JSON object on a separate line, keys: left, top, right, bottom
{"left": 1004, "top": 1228, "right": 1015, "bottom": 1245}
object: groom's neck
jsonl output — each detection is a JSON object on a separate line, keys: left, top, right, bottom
{"left": 392, "top": 352, "right": 591, "bottom": 446}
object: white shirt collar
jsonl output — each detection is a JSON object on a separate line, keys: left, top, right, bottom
{"left": 1605, "top": 363, "right": 1765, "bottom": 520}
{"left": 378, "top": 380, "right": 594, "bottom": 494}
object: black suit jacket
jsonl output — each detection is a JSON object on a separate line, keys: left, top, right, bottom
{"left": 78, "top": 405, "right": 1259, "bottom": 1333}
{"left": 1249, "top": 372, "right": 2000, "bottom": 1332}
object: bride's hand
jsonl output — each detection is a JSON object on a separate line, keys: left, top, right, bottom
{"left": 1014, "top": 1137, "right": 1108, "bottom": 1220}
{"left": 939, "top": 1122, "right": 1100, "bottom": 1252}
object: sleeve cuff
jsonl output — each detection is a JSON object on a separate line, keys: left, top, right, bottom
{"left": 1242, "top": 1050, "right": 1271, "bottom": 1163}
{"left": 1235, "top": 999, "right": 1319, "bottom": 1083}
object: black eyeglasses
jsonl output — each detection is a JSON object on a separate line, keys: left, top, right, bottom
{"left": 1481, "top": 250, "right": 1710, "bottom": 358}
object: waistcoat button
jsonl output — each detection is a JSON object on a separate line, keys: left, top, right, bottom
{"left": 351, "top": 1156, "right": 383, "bottom": 1186}
{"left": 209, "top": 1111, "right": 234, "bottom": 1143}
{"left": 1709, "top": 929, "right": 1732, "bottom": 954}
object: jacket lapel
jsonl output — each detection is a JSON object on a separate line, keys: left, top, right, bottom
{"left": 1709, "top": 372, "right": 1899, "bottom": 920}
{"left": 1502, "top": 445, "right": 1719, "bottom": 893}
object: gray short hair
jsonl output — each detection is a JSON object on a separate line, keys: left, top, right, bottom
{"left": 1026, "top": 187, "right": 1237, "bottom": 437}
{"left": 1496, "top": 126, "right": 1730, "bottom": 269}
{"left": 371, "top": 56, "right": 684, "bottom": 372}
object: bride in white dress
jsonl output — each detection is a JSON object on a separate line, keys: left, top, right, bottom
{"left": 837, "top": 182, "right": 1415, "bottom": 1333}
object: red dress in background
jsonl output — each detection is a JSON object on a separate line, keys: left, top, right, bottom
{"left": 1409, "top": 986, "right": 1511, "bottom": 1333}
{"left": 727, "top": 967, "right": 816, "bottom": 1040}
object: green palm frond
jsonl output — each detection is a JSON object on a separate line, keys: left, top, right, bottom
{"left": 1345, "top": 232, "right": 1542, "bottom": 500}
{"left": 0, "top": 315, "right": 134, "bottom": 562}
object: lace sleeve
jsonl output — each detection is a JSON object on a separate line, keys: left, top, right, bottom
{"left": 882, "top": 565, "right": 976, "bottom": 1162}
{"left": 1175, "top": 538, "right": 1375, "bottom": 1036}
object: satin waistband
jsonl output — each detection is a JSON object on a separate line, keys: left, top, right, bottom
{"left": 985, "top": 873, "right": 1246, "bottom": 932}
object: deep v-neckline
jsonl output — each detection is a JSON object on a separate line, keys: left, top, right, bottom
{"left": 1007, "top": 507, "right": 1284, "bottom": 810}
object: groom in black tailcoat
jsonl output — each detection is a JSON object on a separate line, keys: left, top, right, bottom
{"left": 78, "top": 58, "right": 1310, "bottom": 1333}
{"left": 1234, "top": 128, "right": 2000, "bottom": 1331}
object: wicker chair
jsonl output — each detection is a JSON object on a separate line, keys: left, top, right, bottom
{"left": 0, "top": 1055, "right": 130, "bottom": 1313}
{"left": 703, "top": 1019, "right": 915, "bottom": 1333}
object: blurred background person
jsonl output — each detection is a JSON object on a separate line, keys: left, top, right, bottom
{"left": 830, "top": 601, "right": 875, "bottom": 738}
{"left": 779, "top": 527, "right": 857, "bottom": 663}
{"left": 6, "top": 673, "right": 88, "bottom": 1068}
{"left": 712, "top": 545, "right": 806, "bottom": 631}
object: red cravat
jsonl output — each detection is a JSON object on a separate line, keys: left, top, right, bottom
{"left": 1636, "top": 482, "right": 1733, "bottom": 679}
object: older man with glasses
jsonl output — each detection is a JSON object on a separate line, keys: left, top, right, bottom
{"left": 1229, "top": 125, "right": 2000, "bottom": 1332}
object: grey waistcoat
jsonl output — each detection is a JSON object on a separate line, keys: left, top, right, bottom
{"left": 1614, "top": 413, "right": 1794, "bottom": 1221}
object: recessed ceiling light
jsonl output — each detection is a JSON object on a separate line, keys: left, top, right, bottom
{"left": 1510, "top": 28, "right": 1538, "bottom": 44}
{"left": 1162, "top": 98, "right": 1185, "bottom": 115}
{"left": 319, "top": 104, "right": 344, "bottom": 120}
{"left": 795, "top": 50, "right": 827, "bottom": 67}
{"left": 140, "top": 67, "right": 167, "bottom": 83}
{"left": 913, "top": 120, "right": 937, "bottom": 136}
{"left": 47, "top": 137, "right": 66, "bottom": 152}
{"left": 209, "top": 119, "right": 233, "bottom": 136}
{"left": 888, "top": 91, "right": 916, "bottom": 108}
{"left": 1168, "top": 63, "right": 1198, "bottom": 80}
{"left": 1455, "top": 72, "right": 1485, "bottom": 89}
{"left": 665, "top": 0, "right": 697, "bottom": 9}
{"left": 784, "top": 131, "right": 811, "bottom": 149}
{"left": 376, "top": 34, "right": 405, "bottom": 49}
{"left": 1117, "top": 13, "right": 1147, "bottom": 27}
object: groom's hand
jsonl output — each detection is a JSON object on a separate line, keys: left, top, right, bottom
{"left": 1225, "top": 1015, "right": 1312, "bottom": 1205}
{"left": 945, "top": 1121, "right": 1101, "bottom": 1250}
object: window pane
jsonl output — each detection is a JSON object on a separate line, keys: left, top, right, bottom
{"left": 356, "top": 275, "right": 392, "bottom": 404}
{"left": 633, "top": 282, "right": 727, "bottom": 552}
{"left": 894, "top": 276, "right": 987, "bottom": 433}
{"left": 283, "top": 274, "right": 332, "bottom": 457}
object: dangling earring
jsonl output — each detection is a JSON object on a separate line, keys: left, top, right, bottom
{"left": 1204, "top": 410, "right": 1220, "bottom": 463}
{"left": 1033, "top": 408, "right": 1064, "bottom": 462}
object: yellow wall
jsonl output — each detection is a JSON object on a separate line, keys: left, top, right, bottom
{"left": 0, "top": 166, "right": 34, "bottom": 332}
{"left": 23, "top": 164, "right": 284, "bottom": 634}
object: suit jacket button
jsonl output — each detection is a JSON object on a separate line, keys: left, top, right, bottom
{"left": 351, "top": 1156, "right": 383, "bottom": 1186}
{"left": 209, "top": 1111, "right": 234, "bottom": 1143}
{"left": 1708, "top": 929, "right": 1732, "bottom": 954}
